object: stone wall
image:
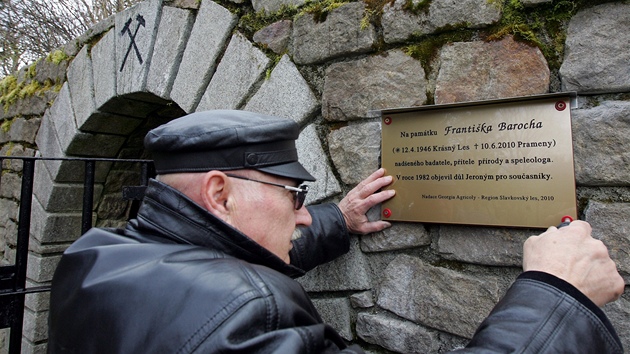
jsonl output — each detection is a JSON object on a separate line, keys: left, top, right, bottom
{"left": 1, "top": 0, "right": 629, "bottom": 352}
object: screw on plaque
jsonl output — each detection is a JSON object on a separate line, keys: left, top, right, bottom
{"left": 555, "top": 101, "right": 567, "bottom": 111}
{"left": 383, "top": 208, "right": 392, "bottom": 218}
{"left": 557, "top": 215, "right": 573, "bottom": 228}
{"left": 384, "top": 116, "right": 392, "bottom": 125}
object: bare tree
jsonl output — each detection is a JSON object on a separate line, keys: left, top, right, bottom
{"left": 0, "top": 0, "right": 140, "bottom": 76}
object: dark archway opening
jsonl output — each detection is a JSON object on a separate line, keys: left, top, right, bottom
{"left": 92, "top": 93, "right": 186, "bottom": 228}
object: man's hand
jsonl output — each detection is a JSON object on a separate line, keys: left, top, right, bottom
{"left": 523, "top": 220, "right": 624, "bottom": 307}
{"left": 338, "top": 168, "right": 395, "bottom": 235}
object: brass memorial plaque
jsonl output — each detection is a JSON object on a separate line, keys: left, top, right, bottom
{"left": 381, "top": 93, "right": 577, "bottom": 228}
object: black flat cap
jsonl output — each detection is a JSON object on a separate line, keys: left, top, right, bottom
{"left": 145, "top": 110, "right": 315, "bottom": 181}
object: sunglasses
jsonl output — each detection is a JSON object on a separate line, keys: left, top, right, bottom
{"left": 225, "top": 174, "right": 309, "bottom": 210}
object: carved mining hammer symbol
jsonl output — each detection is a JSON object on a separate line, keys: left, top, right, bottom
{"left": 120, "top": 14, "right": 146, "bottom": 72}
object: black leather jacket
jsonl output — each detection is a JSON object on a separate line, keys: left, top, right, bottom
{"left": 48, "top": 180, "right": 623, "bottom": 353}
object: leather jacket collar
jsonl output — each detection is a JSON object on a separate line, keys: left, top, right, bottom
{"left": 126, "top": 179, "right": 305, "bottom": 278}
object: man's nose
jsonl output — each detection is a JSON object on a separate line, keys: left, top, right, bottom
{"left": 295, "top": 205, "right": 312, "bottom": 226}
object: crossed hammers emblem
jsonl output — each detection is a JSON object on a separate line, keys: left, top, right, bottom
{"left": 119, "top": 14, "right": 146, "bottom": 72}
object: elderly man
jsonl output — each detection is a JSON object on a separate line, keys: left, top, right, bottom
{"left": 48, "top": 110, "right": 623, "bottom": 353}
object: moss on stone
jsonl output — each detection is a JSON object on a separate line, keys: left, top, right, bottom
{"left": 300, "top": 0, "right": 353, "bottom": 23}
{"left": 486, "top": 0, "right": 546, "bottom": 47}
{"left": 238, "top": 4, "right": 301, "bottom": 39}
{"left": 403, "top": 29, "right": 474, "bottom": 71}
{"left": 359, "top": 0, "right": 621, "bottom": 76}
{"left": 0, "top": 75, "right": 21, "bottom": 112}
{"left": 46, "top": 50, "right": 70, "bottom": 65}
{"left": 0, "top": 71, "right": 63, "bottom": 112}
{"left": 238, "top": 0, "right": 360, "bottom": 42}
{"left": 26, "top": 60, "right": 40, "bottom": 79}
{"left": 1, "top": 118, "right": 12, "bottom": 133}
{"left": 19, "top": 81, "right": 41, "bottom": 98}
{"left": 362, "top": 0, "right": 395, "bottom": 29}
{"left": 1, "top": 141, "right": 16, "bottom": 158}
{"left": 485, "top": 0, "right": 618, "bottom": 71}
{"left": 265, "top": 54, "right": 285, "bottom": 80}
{"left": 0, "top": 75, "right": 17, "bottom": 94}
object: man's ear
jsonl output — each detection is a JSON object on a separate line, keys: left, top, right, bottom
{"left": 200, "top": 171, "right": 231, "bottom": 218}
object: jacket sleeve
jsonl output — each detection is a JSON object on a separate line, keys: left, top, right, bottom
{"left": 453, "top": 271, "right": 623, "bottom": 354}
{"left": 289, "top": 203, "right": 350, "bottom": 272}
